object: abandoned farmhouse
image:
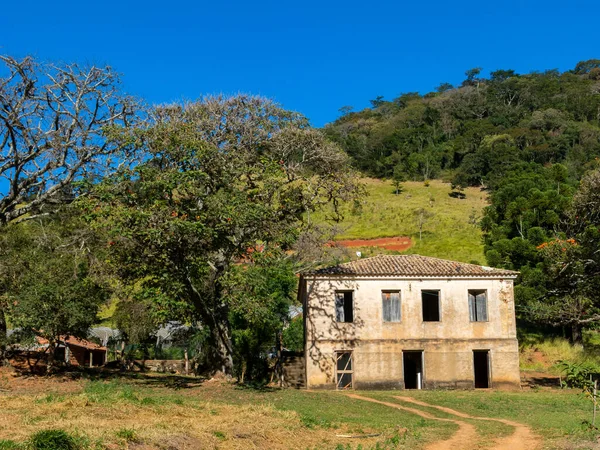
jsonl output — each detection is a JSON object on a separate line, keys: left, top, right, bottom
{"left": 299, "top": 254, "right": 520, "bottom": 390}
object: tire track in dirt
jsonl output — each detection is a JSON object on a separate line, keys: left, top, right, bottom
{"left": 394, "top": 396, "right": 541, "bottom": 450}
{"left": 345, "top": 393, "right": 479, "bottom": 450}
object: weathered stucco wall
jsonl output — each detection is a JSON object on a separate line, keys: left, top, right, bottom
{"left": 303, "top": 276, "right": 520, "bottom": 389}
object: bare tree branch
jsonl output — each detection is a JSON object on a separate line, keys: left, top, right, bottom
{"left": 0, "top": 55, "right": 143, "bottom": 224}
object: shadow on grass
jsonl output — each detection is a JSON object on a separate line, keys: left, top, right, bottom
{"left": 7, "top": 364, "right": 206, "bottom": 390}
{"left": 233, "top": 382, "right": 279, "bottom": 393}
{"left": 74, "top": 368, "right": 207, "bottom": 389}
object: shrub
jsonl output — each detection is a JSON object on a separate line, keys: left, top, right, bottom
{"left": 213, "top": 431, "right": 226, "bottom": 440}
{"left": 557, "top": 360, "right": 600, "bottom": 390}
{"left": 115, "top": 428, "right": 137, "bottom": 442}
{"left": 0, "top": 440, "right": 21, "bottom": 450}
{"left": 29, "top": 430, "right": 78, "bottom": 450}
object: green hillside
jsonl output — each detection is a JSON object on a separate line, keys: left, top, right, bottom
{"left": 314, "top": 178, "right": 487, "bottom": 264}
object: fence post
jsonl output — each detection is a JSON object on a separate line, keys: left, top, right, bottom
{"left": 594, "top": 379, "right": 597, "bottom": 427}
{"left": 184, "top": 349, "right": 189, "bottom": 376}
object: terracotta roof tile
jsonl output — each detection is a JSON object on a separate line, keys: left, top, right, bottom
{"left": 36, "top": 335, "right": 107, "bottom": 351}
{"left": 305, "top": 255, "right": 518, "bottom": 278}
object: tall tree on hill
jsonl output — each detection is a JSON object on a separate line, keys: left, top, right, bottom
{"left": 82, "top": 95, "right": 363, "bottom": 375}
{"left": 0, "top": 55, "right": 139, "bottom": 363}
{"left": 525, "top": 168, "right": 600, "bottom": 343}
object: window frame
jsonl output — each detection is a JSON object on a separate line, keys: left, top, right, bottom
{"left": 381, "top": 290, "right": 401, "bottom": 323}
{"left": 335, "top": 350, "right": 354, "bottom": 390}
{"left": 335, "top": 290, "right": 354, "bottom": 323}
{"left": 468, "top": 289, "right": 489, "bottom": 322}
{"left": 421, "top": 289, "right": 441, "bottom": 322}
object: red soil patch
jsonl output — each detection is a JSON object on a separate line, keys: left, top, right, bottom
{"left": 336, "top": 236, "right": 413, "bottom": 251}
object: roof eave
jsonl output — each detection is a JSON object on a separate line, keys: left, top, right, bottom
{"left": 303, "top": 273, "right": 519, "bottom": 279}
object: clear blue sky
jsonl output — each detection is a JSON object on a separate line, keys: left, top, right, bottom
{"left": 1, "top": 0, "right": 599, "bottom": 127}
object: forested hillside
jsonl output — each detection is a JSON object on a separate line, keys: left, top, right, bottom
{"left": 325, "top": 61, "right": 600, "bottom": 185}
{"left": 325, "top": 60, "right": 600, "bottom": 341}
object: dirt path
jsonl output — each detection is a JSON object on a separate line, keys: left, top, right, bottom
{"left": 346, "top": 393, "right": 541, "bottom": 450}
{"left": 345, "top": 393, "right": 479, "bottom": 450}
{"left": 394, "top": 396, "right": 541, "bottom": 450}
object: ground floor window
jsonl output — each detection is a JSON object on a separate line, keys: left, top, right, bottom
{"left": 335, "top": 351, "right": 353, "bottom": 389}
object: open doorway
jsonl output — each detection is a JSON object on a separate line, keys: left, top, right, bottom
{"left": 403, "top": 351, "right": 424, "bottom": 389}
{"left": 473, "top": 350, "right": 490, "bottom": 388}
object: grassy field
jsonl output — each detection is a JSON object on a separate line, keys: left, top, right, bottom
{"left": 0, "top": 371, "right": 598, "bottom": 449}
{"left": 313, "top": 178, "right": 488, "bottom": 264}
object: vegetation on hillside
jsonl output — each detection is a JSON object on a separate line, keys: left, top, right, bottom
{"left": 313, "top": 178, "right": 487, "bottom": 263}
{"left": 325, "top": 61, "right": 600, "bottom": 186}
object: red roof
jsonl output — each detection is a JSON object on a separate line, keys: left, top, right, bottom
{"left": 37, "top": 335, "right": 107, "bottom": 351}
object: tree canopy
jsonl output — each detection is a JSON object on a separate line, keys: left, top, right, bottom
{"left": 80, "top": 95, "right": 362, "bottom": 374}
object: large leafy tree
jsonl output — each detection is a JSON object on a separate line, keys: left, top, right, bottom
{"left": 82, "top": 95, "right": 363, "bottom": 374}
{"left": 0, "top": 213, "right": 108, "bottom": 368}
{"left": 482, "top": 163, "right": 574, "bottom": 270}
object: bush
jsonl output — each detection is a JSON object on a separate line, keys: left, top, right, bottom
{"left": 557, "top": 360, "right": 600, "bottom": 391}
{"left": 115, "top": 428, "right": 137, "bottom": 442}
{"left": 29, "top": 430, "right": 78, "bottom": 450}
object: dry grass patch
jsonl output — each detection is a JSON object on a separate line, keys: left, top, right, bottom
{"left": 0, "top": 375, "right": 417, "bottom": 449}
{"left": 1, "top": 395, "right": 334, "bottom": 448}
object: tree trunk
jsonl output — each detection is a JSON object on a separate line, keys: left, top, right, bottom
{"left": 276, "top": 329, "right": 284, "bottom": 388}
{"left": 47, "top": 339, "right": 57, "bottom": 374}
{"left": 571, "top": 323, "right": 583, "bottom": 345}
{"left": 190, "top": 287, "right": 234, "bottom": 376}
{"left": 187, "top": 266, "right": 234, "bottom": 377}
{"left": 209, "top": 318, "right": 234, "bottom": 376}
{"left": 0, "top": 307, "right": 7, "bottom": 366}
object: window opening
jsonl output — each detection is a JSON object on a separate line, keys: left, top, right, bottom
{"left": 382, "top": 291, "right": 401, "bottom": 322}
{"left": 335, "top": 291, "right": 354, "bottom": 323}
{"left": 469, "top": 290, "right": 488, "bottom": 322}
{"left": 422, "top": 290, "right": 440, "bottom": 322}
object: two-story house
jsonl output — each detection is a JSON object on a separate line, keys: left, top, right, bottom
{"left": 300, "top": 254, "right": 520, "bottom": 390}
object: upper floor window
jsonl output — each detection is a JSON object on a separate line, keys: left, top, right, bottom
{"left": 335, "top": 291, "right": 354, "bottom": 323}
{"left": 468, "top": 290, "right": 488, "bottom": 322}
{"left": 382, "top": 291, "right": 401, "bottom": 322}
{"left": 422, "top": 290, "right": 440, "bottom": 322}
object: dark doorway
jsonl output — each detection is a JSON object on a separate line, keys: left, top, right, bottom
{"left": 403, "top": 351, "right": 423, "bottom": 389}
{"left": 473, "top": 350, "right": 490, "bottom": 388}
